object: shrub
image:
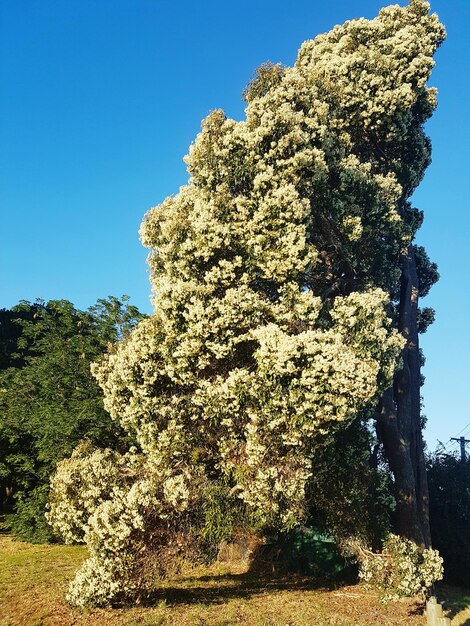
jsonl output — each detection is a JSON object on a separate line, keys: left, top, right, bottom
{"left": 357, "top": 534, "right": 443, "bottom": 601}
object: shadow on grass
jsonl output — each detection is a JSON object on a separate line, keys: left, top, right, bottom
{"left": 140, "top": 571, "right": 340, "bottom": 608}
{"left": 137, "top": 571, "right": 425, "bottom": 625}
{"left": 132, "top": 530, "right": 363, "bottom": 608}
{"left": 435, "top": 583, "right": 470, "bottom": 625}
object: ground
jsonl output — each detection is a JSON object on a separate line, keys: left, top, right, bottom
{"left": 0, "top": 536, "right": 468, "bottom": 626}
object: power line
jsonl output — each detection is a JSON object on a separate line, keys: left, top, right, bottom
{"left": 455, "top": 421, "right": 470, "bottom": 437}
{"left": 458, "top": 423, "right": 470, "bottom": 438}
{"left": 440, "top": 422, "right": 470, "bottom": 450}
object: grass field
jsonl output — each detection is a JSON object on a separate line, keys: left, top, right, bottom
{"left": 0, "top": 536, "right": 468, "bottom": 626}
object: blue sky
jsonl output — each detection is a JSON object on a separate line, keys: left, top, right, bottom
{"left": 0, "top": 0, "right": 468, "bottom": 451}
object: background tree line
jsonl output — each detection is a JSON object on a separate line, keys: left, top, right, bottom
{"left": 0, "top": 296, "right": 145, "bottom": 541}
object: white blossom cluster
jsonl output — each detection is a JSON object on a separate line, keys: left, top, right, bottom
{"left": 358, "top": 533, "right": 444, "bottom": 601}
{"left": 47, "top": 0, "right": 444, "bottom": 607}
{"left": 46, "top": 441, "right": 143, "bottom": 544}
{"left": 48, "top": 442, "right": 197, "bottom": 606}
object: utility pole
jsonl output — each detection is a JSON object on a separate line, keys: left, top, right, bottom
{"left": 450, "top": 436, "right": 470, "bottom": 462}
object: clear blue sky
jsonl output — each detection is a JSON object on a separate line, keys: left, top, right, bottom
{"left": 0, "top": 0, "right": 468, "bottom": 452}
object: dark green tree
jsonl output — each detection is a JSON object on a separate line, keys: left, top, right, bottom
{"left": 0, "top": 297, "right": 145, "bottom": 542}
{"left": 0, "top": 307, "right": 34, "bottom": 370}
{"left": 307, "top": 420, "right": 394, "bottom": 549}
{"left": 428, "top": 453, "right": 470, "bottom": 587}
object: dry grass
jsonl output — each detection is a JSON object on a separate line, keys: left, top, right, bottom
{"left": 0, "top": 535, "right": 447, "bottom": 626}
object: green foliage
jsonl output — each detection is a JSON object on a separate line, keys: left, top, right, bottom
{"left": 251, "top": 527, "right": 351, "bottom": 579}
{"left": 414, "top": 245, "right": 439, "bottom": 298}
{"left": 195, "top": 480, "right": 266, "bottom": 560}
{"left": 307, "top": 419, "right": 394, "bottom": 548}
{"left": 0, "top": 297, "right": 144, "bottom": 541}
{"left": 5, "top": 484, "right": 53, "bottom": 543}
{"left": 428, "top": 454, "right": 470, "bottom": 587}
{"left": 88, "top": 295, "right": 144, "bottom": 343}
{"left": 417, "top": 306, "right": 435, "bottom": 334}
{"left": 199, "top": 481, "right": 236, "bottom": 547}
{"left": 0, "top": 307, "right": 34, "bottom": 369}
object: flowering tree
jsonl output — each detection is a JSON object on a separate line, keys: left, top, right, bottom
{"left": 48, "top": 0, "right": 444, "bottom": 606}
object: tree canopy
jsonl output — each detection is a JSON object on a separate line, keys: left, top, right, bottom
{"left": 47, "top": 0, "right": 445, "bottom": 607}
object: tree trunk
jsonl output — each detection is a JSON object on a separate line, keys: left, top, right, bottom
{"left": 376, "top": 244, "right": 431, "bottom": 547}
